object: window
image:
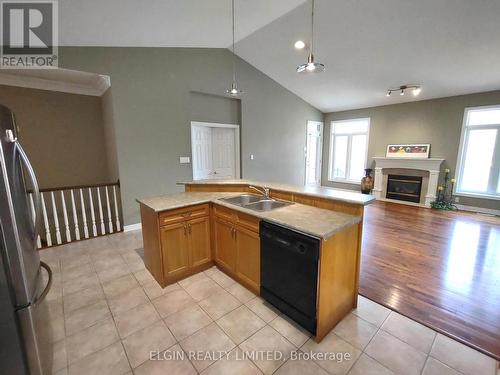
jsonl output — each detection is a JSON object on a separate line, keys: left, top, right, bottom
{"left": 328, "top": 118, "right": 370, "bottom": 183}
{"left": 456, "top": 106, "right": 500, "bottom": 199}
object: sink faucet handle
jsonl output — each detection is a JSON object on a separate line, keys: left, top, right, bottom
{"left": 249, "top": 185, "right": 270, "bottom": 198}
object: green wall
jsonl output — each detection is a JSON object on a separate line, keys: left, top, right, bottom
{"left": 0, "top": 84, "right": 110, "bottom": 188}
{"left": 322, "top": 90, "right": 500, "bottom": 210}
{"left": 59, "top": 47, "right": 323, "bottom": 225}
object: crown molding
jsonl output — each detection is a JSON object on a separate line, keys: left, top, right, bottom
{"left": 0, "top": 69, "right": 110, "bottom": 96}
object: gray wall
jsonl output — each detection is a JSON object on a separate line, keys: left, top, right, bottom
{"left": 322, "top": 90, "right": 500, "bottom": 210}
{"left": 101, "top": 88, "right": 120, "bottom": 181}
{"left": 189, "top": 91, "right": 240, "bottom": 125}
{"left": 59, "top": 47, "right": 322, "bottom": 225}
{"left": 0, "top": 84, "right": 110, "bottom": 188}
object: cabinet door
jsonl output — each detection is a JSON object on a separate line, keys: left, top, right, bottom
{"left": 235, "top": 226, "right": 260, "bottom": 292}
{"left": 160, "top": 222, "right": 189, "bottom": 278}
{"left": 214, "top": 218, "right": 236, "bottom": 272}
{"left": 187, "top": 216, "right": 211, "bottom": 267}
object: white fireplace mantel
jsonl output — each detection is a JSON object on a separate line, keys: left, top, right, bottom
{"left": 372, "top": 157, "right": 445, "bottom": 207}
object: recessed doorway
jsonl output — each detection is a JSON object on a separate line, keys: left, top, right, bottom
{"left": 190, "top": 121, "right": 240, "bottom": 180}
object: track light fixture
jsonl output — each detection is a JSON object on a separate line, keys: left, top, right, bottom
{"left": 386, "top": 85, "right": 421, "bottom": 98}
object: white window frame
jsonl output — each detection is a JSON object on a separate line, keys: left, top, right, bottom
{"left": 328, "top": 118, "right": 370, "bottom": 184}
{"left": 455, "top": 105, "right": 500, "bottom": 200}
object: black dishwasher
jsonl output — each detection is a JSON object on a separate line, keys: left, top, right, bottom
{"left": 260, "top": 221, "right": 320, "bottom": 334}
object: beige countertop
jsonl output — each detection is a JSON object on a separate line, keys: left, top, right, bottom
{"left": 137, "top": 192, "right": 361, "bottom": 239}
{"left": 178, "top": 179, "right": 375, "bottom": 206}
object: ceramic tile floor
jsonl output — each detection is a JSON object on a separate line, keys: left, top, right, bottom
{"left": 39, "top": 231, "right": 500, "bottom": 375}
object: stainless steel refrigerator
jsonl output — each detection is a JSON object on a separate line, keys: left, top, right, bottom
{"left": 0, "top": 104, "right": 53, "bottom": 375}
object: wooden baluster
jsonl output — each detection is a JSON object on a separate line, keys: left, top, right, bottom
{"left": 41, "top": 193, "right": 52, "bottom": 247}
{"left": 60, "top": 191, "right": 71, "bottom": 243}
{"left": 70, "top": 190, "right": 80, "bottom": 241}
{"left": 51, "top": 192, "right": 62, "bottom": 245}
{"left": 96, "top": 187, "right": 106, "bottom": 235}
{"left": 88, "top": 188, "right": 97, "bottom": 237}
{"left": 29, "top": 193, "right": 42, "bottom": 248}
{"left": 113, "top": 186, "right": 121, "bottom": 231}
{"left": 105, "top": 186, "right": 113, "bottom": 233}
{"left": 80, "top": 189, "right": 89, "bottom": 239}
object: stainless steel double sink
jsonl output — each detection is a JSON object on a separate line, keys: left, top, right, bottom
{"left": 219, "top": 194, "right": 293, "bottom": 212}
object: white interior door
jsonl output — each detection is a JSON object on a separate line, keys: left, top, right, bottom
{"left": 305, "top": 121, "right": 324, "bottom": 186}
{"left": 191, "top": 122, "right": 239, "bottom": 180}
{"left": 191, "top": 125, "right": 213, "bottom": 180}
{"left": 212, "top": 128, "right": 236, "bottom": 179}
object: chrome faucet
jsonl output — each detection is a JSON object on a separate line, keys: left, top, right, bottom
{"left": 249, "top": 185, "right": 271, "bottom": 199}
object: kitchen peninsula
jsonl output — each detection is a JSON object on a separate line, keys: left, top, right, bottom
{"left": 138, "top": 180, "right": 375, "bottom": 342}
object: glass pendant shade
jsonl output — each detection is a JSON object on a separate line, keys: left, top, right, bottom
{"left": 297, "top": 53, "right": 325, "bottom": 73}
{"left": 297, "top": 0, "right": 325, "bottom": 74}
{"left": 226, "top": 81, "right": 244, "bottom": 96}
{"left": 226, "top": 0, "right": 244, "bottom": 96}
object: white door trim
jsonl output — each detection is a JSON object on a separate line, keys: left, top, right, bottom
{"left": 305, "top": 120, "right": 324, "bottom": 187}
{"left": 190, "top": 121, "right": 241, "bottom": 179}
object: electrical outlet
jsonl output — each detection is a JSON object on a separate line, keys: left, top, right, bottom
{"left": 250, "top": 154, "right": 254, "bottom": 160}
{"left": 454, "top": 197, "right": 460, "bottom": 203}
{"left": 179, "top": 156, "right": 190, "bottom": 164}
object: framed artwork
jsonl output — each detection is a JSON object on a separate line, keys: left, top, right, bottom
{"left": 386, "top": 144, "right": 430, "bottom": 158}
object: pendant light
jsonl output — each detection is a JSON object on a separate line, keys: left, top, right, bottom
{"left": 226, "top": 0, "right": 244, "bottom": 96}
{"left": 297, "top": 0, "right": 325, "bottom": 73}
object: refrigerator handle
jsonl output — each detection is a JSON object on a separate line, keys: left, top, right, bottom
{"left": 11, "top": 137, "right": 42, "bottom": 244}
{"left": 34, "top": 261, "right": 52, "bottom": 305}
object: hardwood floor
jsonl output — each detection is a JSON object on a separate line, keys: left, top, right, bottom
{"left": 361, "top": 201, "right": 500, "bottom": 360}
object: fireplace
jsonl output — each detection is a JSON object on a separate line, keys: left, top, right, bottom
{"left": 386, "top": 174, "right": 423, "bottom": 203}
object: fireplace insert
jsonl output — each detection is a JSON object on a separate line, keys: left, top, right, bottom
{"left": 386, "top": 174, "right": 423, "bottom": 203}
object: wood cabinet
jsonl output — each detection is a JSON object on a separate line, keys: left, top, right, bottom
{"left": 142, "top": 204, "right": 212, "bottom": 286}
{"left": 160, "top": 216, "right": 211, "bottom": 279}
{"left": 141, "top": 202, "right": 259, "bottom": 290}
{"left": 160, "top": 222, "right": 190, "bottom": 278}
{"left": 141, "top": 186, "right": 363, "bottom": 345}
{"left": 213, "top": 204, "right": 260, "bottom": 294}
{"left": 235, "top": 225, "right": 260, "bottom": 292}
{"left": 214, "top": 217, "right": 236, "bottom": 272}
{"left": 187, "top": 216, "right": 211, "bottom": 267}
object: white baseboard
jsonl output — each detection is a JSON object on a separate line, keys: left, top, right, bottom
{"left": 124, "top": 223, "right": 142, "bottom": 232}
{"left": 456, "top": 204, "right": 500, "bottom": 216}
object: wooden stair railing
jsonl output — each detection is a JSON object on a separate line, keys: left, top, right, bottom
{"left": 28, "top": 181, "right": 123, "bottom": 249}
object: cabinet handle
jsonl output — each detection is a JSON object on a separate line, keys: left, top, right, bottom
{"left": 188, "top": 223, "right": 192, "bottom": 235}
{"left": 183, "top": 224, "right": 187, "bottom": 236}
{"left": 182, "top": 212, "right": 192, "bottom": 218}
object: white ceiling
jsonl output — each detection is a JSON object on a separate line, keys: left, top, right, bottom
{"left": 57, "top": 0, "right": 500, "bottom": 112}
{"left": 235, "top": 0, "right": 500, "bottom": 112}
{"left": 59, "top": 0, "right": 306, "bottom": 47}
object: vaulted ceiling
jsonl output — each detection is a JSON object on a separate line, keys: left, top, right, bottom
{"left": 59, "top": 0, "right": 500, "bottom": 112}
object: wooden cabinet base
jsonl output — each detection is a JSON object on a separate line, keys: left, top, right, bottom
{"left": 140, "top": 193, "right": 362, "bottom": 344}
{"left": 159, "top": 261, "right": 214, "bottom": 288}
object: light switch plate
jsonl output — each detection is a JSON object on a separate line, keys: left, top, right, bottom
{"left": 250, "top": 154, "right": 254, "bottom": 160}
{"left": 179, "top": 156, "right": 190, "bottom": 164}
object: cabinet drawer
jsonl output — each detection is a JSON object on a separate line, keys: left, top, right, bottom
{"left": 237, "top": 212, "right": 260, "bottom": 233}
{"left": 159, "top": 204, "right": 209, "bottom": 226}
{"left": 213, "top": 204, "right": 237, "bottom": 223}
